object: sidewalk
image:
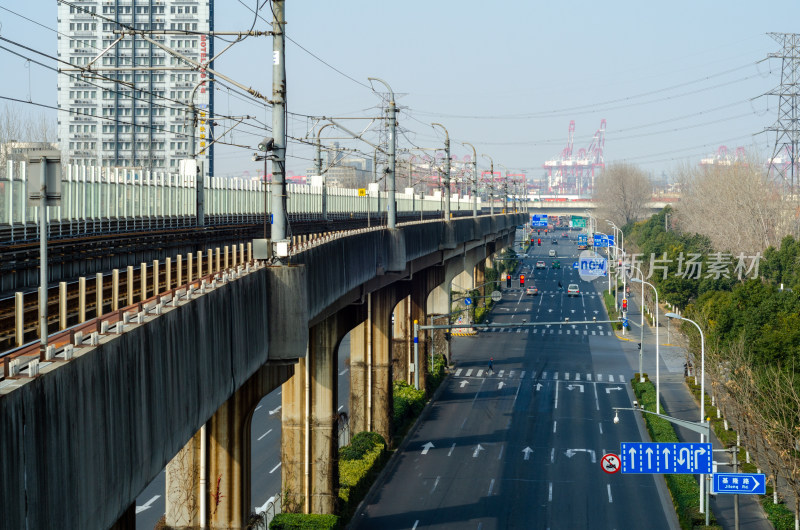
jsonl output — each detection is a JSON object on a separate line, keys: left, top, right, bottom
{"left": 616, "top": 289, "right": 772, "bottom": 530}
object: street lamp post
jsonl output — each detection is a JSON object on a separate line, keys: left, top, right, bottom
{"left": 432, "top": 123, "right": 451, "bottom": 219}
{"left": 481, "top": 154, "right": 494, "bottom": 215}
{"left": 315, "top": 123, "right": 334, "bottom": 222}
{"left": 630, "top": 276, "right": 660, "bottom": 411}
{"left": 665, "top": 312, "right": 708, "bottom": 525}
{"left": 462, "top": 142, "right": 478, "bottom": 217}
{"left": 368, "top": 77, "right": 397, "bottom": 229}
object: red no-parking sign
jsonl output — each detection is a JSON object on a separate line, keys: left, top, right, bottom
{"left": 601, "top": 453, "right": 621, "bottom": 474}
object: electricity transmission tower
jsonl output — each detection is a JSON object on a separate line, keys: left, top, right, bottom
{"left": 766, "top": 33, "right": 800, "bottom": 195}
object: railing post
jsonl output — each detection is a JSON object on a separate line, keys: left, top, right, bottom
{"left": 96, "top": 272, "right": 103, "bottom": 318}
{"left": 165, "top": 258, "right": 172, "bottom": 291}
{"left": 207, "top": 249, "right": 212, "bottom": 276}
{"left": 15, "top": 292, "right": 24, "bottom": 346}
{"left": 196, "top": 251, "right": 202, "bottom": 280}
{"left": 140, "top": 262, "right": 147, "bottom": 301}
{"left": 187, "top": 253, "right": 193, "bottom": 283}
{"left": 176, "top": 255, "right": 183, "bottom": 287}
{"left": 127, "top": 266, "right": 134, "bottom": 306}
{"left": 112, "top": 270, "right": 119, "bottom": 311}
{"left": 79, "top": 277, "right": 87, "bottom": 323}
{"left": 153, "top": 260, "right": 160, "bottom": 295}
{"left": 59, "top": 282, "right": 67, "bottom": 329}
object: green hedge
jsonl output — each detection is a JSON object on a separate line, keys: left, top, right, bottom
{"left": 393, "top": 380, "right": 426, "bottom": 432}
{"left": 338, "top": 431, "right": 387, "bottom": 522}
{"left": 426, "top": 354, "right": 447, "bottom": 394}
{"left": 631, "top": 378, "right": 711, "bottom": 529}
{"left": 269, "top": 513, "right": 340, "bottom": 529}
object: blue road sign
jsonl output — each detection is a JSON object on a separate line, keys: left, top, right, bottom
{"left": 620, "top": 442, "right": 712, "bottom": 474}
{"left": 579, "top": 256, "right": 607, "bottom": 277}
{"left": 531, "top": 214, "right": 548, "bottom": 228}
{"left": 593, "top": 234, "right": 615, "bottom": 248}
{"left": 623, "top": 318, "right": 629, "bottom": 327}
{"left": 578, "top": 234, "right": 588, "bottom": 243}
{"left": 713, "top": 473, "right": 766, "bottom": 495}
{"left": 464, "top": 297, "right": 472, "bottom": 306}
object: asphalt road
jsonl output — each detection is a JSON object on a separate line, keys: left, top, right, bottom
{"left": 352, "top": 230, "right": 678, "bottom": 529}
{"left": 135, "top": 337, "right": 353, "bottom": 528}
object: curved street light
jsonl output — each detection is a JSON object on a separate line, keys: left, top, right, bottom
{"left": 629, "top": 275, "right": 660, "bottom": 413}
{"left": 431, "top": 123, "right": 451, "bottom": 219}
{"left": 481, "top": 154, "right": 495, "bottom": 215}
{"left": 461, "top": 142, "right": 478, "bottom": 217}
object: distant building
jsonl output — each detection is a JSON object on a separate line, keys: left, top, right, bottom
{"left": 0, "top": 141, "right": 59, "bottom": 178}
{"left": 307, "top": 144, "right": 372, "bottom": 188}
{"left": 56, "top": 0, "right": 213, "bottom": 175}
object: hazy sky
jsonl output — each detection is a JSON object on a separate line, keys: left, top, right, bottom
{"left": 2, "top": 1, "right": 799, "bottom": 181}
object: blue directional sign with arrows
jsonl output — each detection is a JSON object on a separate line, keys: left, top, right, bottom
{"left": 620, "top": 442, "right": 712, "bottom": 474}
{"left": 593, "top": 234, "right": 615, "bottom": 248}
{"left": 713, "top": 473, "right": 766, "bottom": 495}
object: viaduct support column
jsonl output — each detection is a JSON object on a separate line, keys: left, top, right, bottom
{"left": 283, "top": 310, "right": 359, "bottom": 515}
{"left": 410, "top": 267, "right": 444, "bottom": 393}
{"left": 392, "top": 296, "right": 411, "bottom": 384}
{"left": 165, "top": 363, "right": 293, "bottom": 529}
{"left": 349, "top": 286, "right": 402, "bottom": 445}
{"left": 474, "top": 260, "right": 486, "bottom": 307}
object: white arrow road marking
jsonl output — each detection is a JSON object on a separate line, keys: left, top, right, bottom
{"left": 460, "top": 380, "right": 469, "bottom": 388}
{"left": 535, "top": 383, "right": 543, "bottom": 391}
{"left": 473, "top": 444, "right": 485, "bottom": 458}
{"left": 269, "top": 406, "right": 282, "bottom": 415}
{"left": 565, "top": 449, "right": 596, "bottom": 462}
{"left": 421, "top": 442, "right": 435, "bottom": 455}
{"left": 136, "top": 495, "right": 160, "bottom": 514}
{"left": 605, "top": 386, "right": 623, "bottom": 394}
{"left": 523, "top": 447, "right": 534, "bottom": 460}
{"left": 571, "top": 309, "right": 576, "bottom": 313}
{"left": 566, "top": 384, "right": 584, "bottom": 393}
{"left": 593, "top": 310, "right": 599, "bottom": 314}
{"left": 498, "top": 382, "right": 505, "bottom": 389}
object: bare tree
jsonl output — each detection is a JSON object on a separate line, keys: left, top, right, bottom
{"left": 674, "top": 155, "right": 796, "bottom": 255}
{"left": 0, "top": 104, "right": 58, "bottom": 178}
{"left": 593, "top": 162, "right": 652, "bottom": 226}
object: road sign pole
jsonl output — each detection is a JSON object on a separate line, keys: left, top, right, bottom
{"left": 413, "top": 320, "right": 419, "bottom": 390}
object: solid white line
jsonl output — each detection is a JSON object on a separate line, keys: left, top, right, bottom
{"left": 488, "top": 479, "right": 496, "bottom": 495}
{"left": 448, "top": 443, "right": 456, "bottom": 456}
{"left": 553, "top": 421, "right": 557, "bottom": 433}
{"left": 412, "top": 520, "right": 419, "bottom": 530}
{"left": 269, "top": 462, "right": 281, "bottom": 474}
{"left": 549, "top": 482, "right": 553, "bottom": 502}
{"left": 555, "top": 381, "right": 559, "bottom": 409}
{"left": 599, "top": 422, "right": 604, "bottom": 434}
{"left": 607, "top": 484, "right": 613, "bottom": 503}
{"left": 593, "top": 382, "right": 600, "bottom": 410}
{"left": 257, "top": 429, "right": 273, "bottom": 441}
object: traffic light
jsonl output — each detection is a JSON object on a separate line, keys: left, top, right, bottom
{"left": 531, "top": 238, "right": 535, "bottom": 245}
{"left": 622, "top": 298, "right": 628, "bottom": 311}
{"left": 537, "top": 238, "right": 541, "bottom": 246}
{"left": 537, "top": 230, "right": 541, "bottom": 235}
{"left": 637, "top": 343, "right": 642, "bottom": 350}
{"left": 506, "top": 276, "right": 512, "bottom": 288}
{"left": 444, "top": 331, "right": 452, "bottom": 341}
{"left": 520, "top": 274, "right": 525, "bottom": 286}
{"left": 545, "top": 229, "right": 548, "bottom": 234}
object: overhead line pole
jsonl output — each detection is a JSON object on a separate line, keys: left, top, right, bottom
{"left": 432, "top": 123, "right": 451, "bottom": 220}
{"left": 270, "top": 0, "right": 288, "bottom": 257}
{"left": 462, "top": 142, "right": 478, "bottom": 217}
{"left": 367, "top": 78, "right": 397, "bottom": 228}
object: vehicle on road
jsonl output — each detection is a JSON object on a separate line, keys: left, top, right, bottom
{"left": 567, "top": 283, "right": 580, "bottom": 296}
{"left": 548, "top": 249, "right": 556, "bottom": 257}
{"left": 577, "top": 244, "right": 588, "bottom": 250}
{"left": 551, "top": 239, "right": 558, "bottom": 245}
{"left": 526, "top": 286, "right": 539, "bottom": 295}
{"left": 562, "top": 232, "right": 569, "bottom": 238}
{"left": 552, "top": 260, "right": 561, "bottom": 269}
{"left": 535, "top": 260, "right": 546, "bottom": 269}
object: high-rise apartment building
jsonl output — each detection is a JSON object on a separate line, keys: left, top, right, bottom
{"left": 56, "top": 0, "right": 213, "bottom": 174}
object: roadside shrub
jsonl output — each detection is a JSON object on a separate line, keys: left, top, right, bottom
{"left": 427, "top": 354, "right": 447, "bottom": 393}
{"left": 338, "top": 432, "right": 386, "bottom": 523}
{"left": 269, "top": 513, "right": 339, "bottom": 529}
{"left": 339, "top": 431, "right": 385, "bottom": 461}
{"left": 393, "top": 380, "right": 425, "bottom": 430}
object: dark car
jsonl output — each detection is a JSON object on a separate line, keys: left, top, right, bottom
{"left": 552, "top": 260, "right": 561, "bottom": 269}
{"left": 551, "top": 239, "right": 558, "bottom": 245}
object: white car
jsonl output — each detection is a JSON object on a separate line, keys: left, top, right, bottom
{"left": 567, "top": 284, "right": 580, "bottom": 297}
{"left": 548, "top": 249, "right": 556, "bottom": 257}
{"left": 535, "top": 260, "right": 546, "bottom": 269}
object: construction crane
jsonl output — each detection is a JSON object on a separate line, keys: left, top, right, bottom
{"left": 543, "top": 120, "right": 605, "bottom": 196}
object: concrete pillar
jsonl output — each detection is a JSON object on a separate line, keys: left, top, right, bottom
{"left": 410, "top": 266, "right": 445, "bottom": 393}
{"left": 165, "top": 363, "right": 293, "bottom": 529}
{"left": 282, "top": 314, "right": 346, "bottom": 515}
{"left": 474, "top": 261, "right": 486, "bottom": 307}
{"left": 392, "top": 296, "right": 411, "bottom": 384}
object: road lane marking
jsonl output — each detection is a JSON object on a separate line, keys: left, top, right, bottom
{"left": 269, "top": 462, "right": 281, "bottom": 474}
{"left": 587, "top": 373, "right": 592, "bottom": 381}
{"left": 431, "top": 476, "right": 440, "bottom": 493}
{"left": 565, "top": 372, "right": 570, "bottom": 380}
{"left": 488, "top": 479, "right": 496, "bottom": 495}
{"left": 412, "top": 520, "right": 419, "bottom": 530}
{"left": 339, "top": 368, "right": 349, "bottom": 376}
{"left": 543, "top": 371, "right": 548, "bottom": 379}
{"left": 575, "top": 373, "right": 580, "bottom": 381}
{"left": 593, "top": 383, "right": 600, "bottom": 410}
{"left": 498, "top": 444, "right": 504, "bottom": 460}
{"left": 455, "top": 368, "right": 462, "bottom": 377}
{"left": 466, "top": 369, "right": 473, "bottom": 377}
{"left": 338, "top": 406, "right": 343, "bottom": 412}
{"left": 619, "top": 374, "right": 625, "bottom": 382}
{"left": 514, "top": 380, "right": 522, "bottom": 404}
{"left": 135, "top": 495, "right": 160, "bottom": 514}
{"left": 255, "top": 405, "right": 262, "bottom": 411}
{"left": 549, "top": 482, "right": 553, "bottom": 502}
{"left": 607, "top": 484, "right": 613, "bottom": 503}
{"left": 553, "top": 421, "right": 557, "bottom": 433}
{"left": 477, "top": 369, "right": 484, "bottom": 377}
{"left": 555, "top": 381, "right": 559, "bottom": 409}
{"left": 520, "top": 370, "right": 526, "bottom": 379}
{"left": 257, "top": 429, "right": 273, "bottom": 441}
{"left": 551, "top": 448, "right": 554, "bottom": 463}
{"left": 597, "top": 374, "right": 603, "bottom": 381}
{"left": 448, "top": 443, "right": 456, "bottom": 456}
{"left": 498, "top": 370, "right": 505, "bottom": 378}
{"left": 554, "top": 372, "right": 558, "bottom": 380}
{"left": 608, "top": 375, "right": 615, "bottom": 382}
{"left": 599, "top": 422, "right": 604, "bottom": 434}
